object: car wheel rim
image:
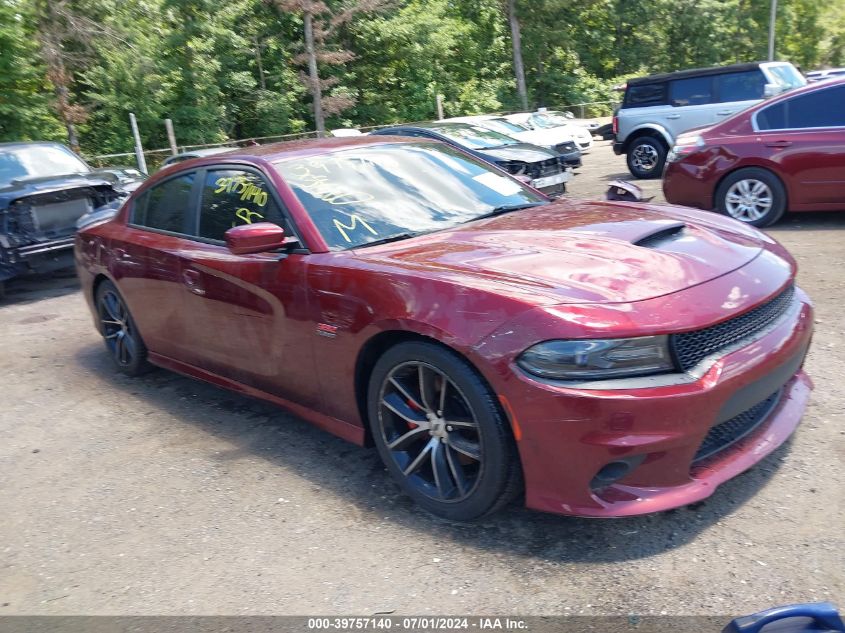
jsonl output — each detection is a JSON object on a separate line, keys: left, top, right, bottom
{"left": 631, "top": 144, "right": 658, "bottom": 171}
{"left": 378, "top": 361, "right": 482, "bottom": 503}
{"left": 98, "top": 289, "right": 136, "bottom": 367}
{"left": 725, "top": 179, "right": 773, "bottom": 222}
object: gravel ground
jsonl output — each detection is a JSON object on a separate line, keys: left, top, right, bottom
{"left": 1, "top": 140, "right": 843, "bottom": 616}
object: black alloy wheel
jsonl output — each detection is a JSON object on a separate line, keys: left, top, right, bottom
{"left": 95, "top": 280, "right": 151, "bottom": 376}
{"left": 367, "top": 341, "right": 522, "bottom": 521}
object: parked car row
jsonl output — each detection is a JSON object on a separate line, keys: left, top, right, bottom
{"left": 662, "top": 76, "right": 845, "bottom": 226}
{"left": 613, "top": 60, "right": 807, "bottom": 179}
{"left": 609, "top": 60, "right": 844, "bottom": 227}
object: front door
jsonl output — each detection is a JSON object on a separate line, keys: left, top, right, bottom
{"left": 175, "top": 166, "right": 321, "bottom": 408}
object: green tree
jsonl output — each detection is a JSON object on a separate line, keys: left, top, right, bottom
{"left": 0, "top": 0, "right": 63, "bottom": 141}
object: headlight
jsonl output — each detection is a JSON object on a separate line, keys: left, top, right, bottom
{"left": 667, "top": 134, "right": 705, "bottom": 163}
{"left": 517, "top": 336, "right": 674, "bottom": 380}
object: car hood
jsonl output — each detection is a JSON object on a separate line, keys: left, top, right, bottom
{"left": 354, "top": 201, "right": 766, "bottom": 305}
{"left": 511, "top": 128, "right": 574, "bottom": 147}
{"left": 478, "top": 143, "right": 558, "bottom": 163}
{"left": 0, "top": 173, "right": 116, "bottom": 208}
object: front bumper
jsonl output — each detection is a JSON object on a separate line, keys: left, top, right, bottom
{"left": 0, "top": 236, "right": 76, "bottom": 282}
{"left": 557, "top": 149, "right": 582, "bottom": 168}
{"left": 663, "top": 159, "right": 716, "bottom": 210}
{"left": 486, "top": 285, "right": 813, "bottom": 518}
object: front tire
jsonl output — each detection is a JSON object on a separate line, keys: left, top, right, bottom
{"left": 626, "top": 136, "right": 667, "bottom": 179}
{"left": 367, "top": 341, "right": 522, "bottom": 521}
{"left": 715, "top": 167, "right": 787, "bottom": 227}
{"left": 95, "top": 280, "right": 152, "bottom": 376}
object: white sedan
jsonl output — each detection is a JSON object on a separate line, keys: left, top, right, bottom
{"left": 504, "top": 111, "right": 595, "bottom": 152}
{"left": 445, "top": 115, "right": 586, "bottom": 156}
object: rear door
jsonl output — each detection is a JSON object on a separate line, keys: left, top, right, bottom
{"left": 117, "top": 170, "right": 201, "bottom": 361}
{"left": 754, "top": 84, "right": 845, "bottom": 208}
{"left": 175, "top": 165, "right": 321, "bottom": 407}
{"left": 712, "top": 69, "right": 766, "bottom": 122}
{"left": 666, "top": 76, "right": 717, "bottom": 137}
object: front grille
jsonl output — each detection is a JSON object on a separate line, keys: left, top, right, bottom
{"left": 693, "top": 390, "right": 781, "bottom": 462}
{"left": 671, "top": 285, "right": 795, "bottom": 371}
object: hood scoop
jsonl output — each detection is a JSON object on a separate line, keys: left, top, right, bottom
{"left": 633, "top": 221, "right": 687, "bottom": 249}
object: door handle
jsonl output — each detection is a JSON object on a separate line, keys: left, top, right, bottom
{"left": 182, "top": 268, "right": 205, "bottom": 295}
{"left": 765, "top": 140, "right": 793, "bottom": 148}
{"left": 666, "top": 114, "right": 681, "bottom": 119}
{"left": 716, "top": 110, "right": 734, "bottom": 116}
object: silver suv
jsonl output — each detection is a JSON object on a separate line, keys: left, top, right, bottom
{"left": 613, "top": 61, "right": 806, "bottom": 178}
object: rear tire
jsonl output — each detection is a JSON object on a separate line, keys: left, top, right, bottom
{"left": 715, "top": 167, "right": 787, "bottom": 227}
{"left": 626, "top": 136, "right": 667, "bottom": 179}
{"left": 367, "top": 341, "right": 522, "bottom": 521}
{"left": 95, "top": 280, "right": 152, "bottom": 377}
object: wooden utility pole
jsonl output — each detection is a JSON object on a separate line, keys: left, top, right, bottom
{"left": 507, "top": 0, "right": 528, "bottom": 111}
{"left": 303, "top": 11, "right": 325, "bottom": 137}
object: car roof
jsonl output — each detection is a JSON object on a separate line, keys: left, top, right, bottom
{"left": 156, "top": 136, "right": 428, "bottom": 173}
{"left": 0, "top": 141, "right": 74, "bottom": 150}
{"left": 627, "top": 61, "right": 771, "bottom": 86}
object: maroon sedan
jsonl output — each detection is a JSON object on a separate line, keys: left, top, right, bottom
{"left": 75, "top": 136, "right": 813, "bottom": 520}
{"left": 664, "top": 78, "right": 845, "bottom": 226}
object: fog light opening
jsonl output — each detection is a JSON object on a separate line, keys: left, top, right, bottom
{"left": 590, "top": 455, "right": 645, "bottom": 491}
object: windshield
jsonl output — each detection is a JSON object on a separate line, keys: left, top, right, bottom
{"left": 766, "top": 64, "right": 807, "bottom": 91}
{"left": 427, "top": 125, "right": 519, "bottom": 150}
{"left": 531, "top": 112, "right": 572, "bottom": 128}
{"left": 0, "top": 144, "right": 90, "bottom": 187}
{"left": 481, "top": 118, "right": 530, "bottom": 135}
{"left": 275, "top": 142, "right": 546, "bottom": 250}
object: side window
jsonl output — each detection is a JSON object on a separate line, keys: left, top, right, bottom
{"left": 757, "top": 86, "right": 845, "bottom": 130}
{"left": 625, "top": 84, "right": 667, "bottom": 108}
{"left": 198, "top": 169, "right": 286, "bottom": 242}
{"left": 715, "top": 71, "right": 766, "bottom": 103}
{"left": 670, "top": 77, "right": 713, "bottom": 107}
{"left": 132, "top": 172, "right": 195, "bottom": 233}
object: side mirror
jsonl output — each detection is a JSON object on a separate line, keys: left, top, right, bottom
{"left": 563, "top": 111, "right": 575, "bottom": 119}
{"left": 763, "top": 83, "right": 782, "bottom": 98}
{"left": 224, "top": 222, "right": 290, "bottom": 255}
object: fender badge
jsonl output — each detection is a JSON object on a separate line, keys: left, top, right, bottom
{"left": 316, "top": 323, "right": 338, "bottom": 338}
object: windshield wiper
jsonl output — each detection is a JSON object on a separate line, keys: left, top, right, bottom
{"left": 354, "top": 232, "right": 420, "bottom": 249}
{"left": 469, "top": 202, "right": 547, "bottom": 222}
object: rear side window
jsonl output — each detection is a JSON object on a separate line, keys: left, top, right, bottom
{"left": 198, "top": 169, "right": 286, "bottom": 242}
{"left": 670, "top": 76, "right": 713, "bottom": 107}
{"left": 625, "top": 83, "right": 667, "bottom": 107}
{"left": 715, "top": 71, "right": 765, "bottom": 102}
{"left": 132, "top": 173, "right": 195, "bottom": 233}
{"left": 757, "top": 85, "right": 845, "bottom": 130}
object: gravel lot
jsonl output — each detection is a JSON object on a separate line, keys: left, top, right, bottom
{"left": 1, "top": 140, "right": 843, "bottom": 616}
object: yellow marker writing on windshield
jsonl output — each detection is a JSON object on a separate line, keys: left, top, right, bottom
{"left": 333, "top": 215, "right": 377, "bottom": 243}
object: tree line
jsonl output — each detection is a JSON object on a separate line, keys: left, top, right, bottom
{"left": 1, "top": 0, "right": 842, "bottom": 160}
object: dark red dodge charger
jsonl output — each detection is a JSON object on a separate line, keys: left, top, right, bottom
{"left": 75, "top": 136, "right": 813, "bottom": 520}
